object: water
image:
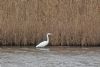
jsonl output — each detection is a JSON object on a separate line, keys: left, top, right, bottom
{"left": 0, "top": 47, "right": 100, "bottom": 67}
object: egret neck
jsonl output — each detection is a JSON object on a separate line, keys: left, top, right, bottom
{"left": 47, "top": 34, "right": 49, "bottom": 42}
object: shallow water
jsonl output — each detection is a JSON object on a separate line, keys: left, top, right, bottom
{"left": 0, "top": 47, "right": 100, "bottom": 67}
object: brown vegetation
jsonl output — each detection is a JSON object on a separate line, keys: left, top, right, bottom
{"left": 0, "top": 0, "right": 100, "bottom": 46}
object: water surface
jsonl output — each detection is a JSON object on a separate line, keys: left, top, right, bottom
{"left": 0, "top": 47, "right": 100, "bottom": 67}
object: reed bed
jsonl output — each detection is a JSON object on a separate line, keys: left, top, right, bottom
{"left": 0, "top": 0, "right": 100, "bottom": 46}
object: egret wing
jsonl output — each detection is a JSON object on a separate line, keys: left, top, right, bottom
{"left": 36, "top": 41, "right": 48, "bottom": 47}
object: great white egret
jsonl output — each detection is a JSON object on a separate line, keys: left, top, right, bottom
{"left": 36, "top": 33, "right": 52, "bottom": 48}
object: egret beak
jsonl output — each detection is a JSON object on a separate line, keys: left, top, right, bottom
{"left": 48, "top": 33, "right": 52, "bottom": 35}
{"left": 50, "top": 33, "right": 52, "bottom": 35}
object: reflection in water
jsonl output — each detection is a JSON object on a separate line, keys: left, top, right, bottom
{"left": 36, "top": 48, "right": 50, "bottom": 51}
{"left": 0, "top": 47, "right": 100, "bottom": 67}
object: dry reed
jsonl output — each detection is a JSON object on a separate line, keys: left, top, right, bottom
{"left": 0, "top": 0, "right": 100, "bottom": 46}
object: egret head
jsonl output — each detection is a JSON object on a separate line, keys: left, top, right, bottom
{"left": 47, "top": 33, "right": 52, "bottom": 35}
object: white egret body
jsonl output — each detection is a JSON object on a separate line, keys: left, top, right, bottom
{"left": 36, "top": 33, "right": 52, "bottom": 48}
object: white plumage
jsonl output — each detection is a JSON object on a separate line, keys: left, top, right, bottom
{"left": 36, "top": 41, "right": 49, "bottom": 48}
{"left": 36, "top": 33, "right": 52, "bottom": 48}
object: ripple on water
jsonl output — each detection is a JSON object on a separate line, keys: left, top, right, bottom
{"left": 0, "top": 47, "right": 100, "bottom": 67}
